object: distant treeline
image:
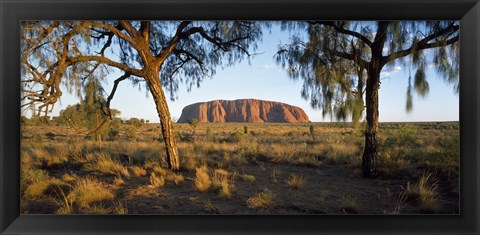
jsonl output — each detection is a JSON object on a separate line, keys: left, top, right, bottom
{"left": 21, "top": 116, "right": 149, "bottom": 126}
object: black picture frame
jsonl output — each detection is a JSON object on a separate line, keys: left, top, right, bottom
{"left": 1, "top": 0, "right": 479, "bottom": 234}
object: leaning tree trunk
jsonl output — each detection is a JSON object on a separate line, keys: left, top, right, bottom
{"left": 361, "top": 63, "right": 381, "bottom": 178}
{"left": 144, "top": 69, "right": 180, "bottom": 171}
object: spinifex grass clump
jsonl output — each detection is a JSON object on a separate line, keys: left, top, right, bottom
{"left": 149, "top": 172, "right": 165, "bottom": 188}
{"left": 23, "top": 169, "right": 69, "bottom": 198}
{"left": 129, "top": 165, "right": 147, "bottom": 177}
{"left": 212, "top": 169, "right": 232, "bottom": 198}
{"left": 83, "top": 152, "right": 130, "bottom": 177}
{"left": 195, "top": 166, "right": 211, "bottom": 192}
{"left": 247, "top": 190, "right": 275, "bottom": 209}
{"left": 402, "top": 172, "right": 439, "bottom": 213}
{"left": 67, "top": 177, "right": 115, "bottom": 209}
{"left": 285, "top": 174, "right": 305, "bottom": 189}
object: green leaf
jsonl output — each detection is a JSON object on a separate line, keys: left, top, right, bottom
{"left": 406, "top": 87, "right": 413, "bottom": 112}
{"left": 414, "top": 68, "right": 429, "bottom": 97}
{"left": 406, "top": 74, "right": 413, "bottom": 113}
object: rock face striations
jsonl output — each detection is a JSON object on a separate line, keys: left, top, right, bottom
{"left": 178, "top": 99, "right": 310, "bottom": 123}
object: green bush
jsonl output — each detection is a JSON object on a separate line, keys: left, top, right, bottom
{"left": 108, "top": 128, "right": 120, "bottom": 141}
{"left": 125, "top": 127, "right": 138, "bottom": 141}
{"left": 225, "top": 131, "right": 246, "bottom": 143}
{"left": 189, "top": 118, "right": 199, "bottom": 129}
{"left": 125, "top": 118, "right": 143, "bottom": 128}
{"left": 34, "top": 134, "right": 44, "bottom": 144}
{"left": 206, "top": 126, "right": 212, "bottom": 137}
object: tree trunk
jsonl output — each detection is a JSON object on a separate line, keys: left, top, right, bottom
{"left": 144, "top": 69, "right": 180, "bottom": 171}
{"left": 94, "top": 113, "right": 102, "bottom": 144}
{"left": 362, "top": 63, "right": 381, "bottom": 178}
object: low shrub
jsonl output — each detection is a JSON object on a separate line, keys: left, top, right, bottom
{"left": 195, "top": 166, "right": 211, "bottom": 192}
{"left": 247, "top": 191, "right": 274, "bottom": 209}
{"left": 149, "top": 172, "right": 165, "bottom": 188}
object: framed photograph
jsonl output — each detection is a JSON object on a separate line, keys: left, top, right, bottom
{"left": 1, "top": 0, "right": 479, "bottom": 234}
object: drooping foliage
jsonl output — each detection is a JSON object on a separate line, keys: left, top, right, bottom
{"left": 276, "top": 21, "right": 459, "bottom": 121}
{"left": 59, "top": 77, "right": 120, "bottom": 141}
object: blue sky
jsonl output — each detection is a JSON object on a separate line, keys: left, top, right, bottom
{"left": 43, "top": 23, "right": 459, "bottom": 123}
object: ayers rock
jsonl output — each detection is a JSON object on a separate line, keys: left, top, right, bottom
{"left": 178, "top": 99, "right": 310, "bottom": 123}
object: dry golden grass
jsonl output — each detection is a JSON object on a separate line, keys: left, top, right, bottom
{"left": 183, "top": 157, "right": 197, "bottom": 171}
{"left": 285, "top": 175, "right": 305, "bottom": 189}
{"left": 172, "top": 174, "right": 185, "bottom": 186}
{"left": 212, "top": 169, "right": 228, "bottom": 188}
{"left": 417, "top": 173, "right": 439, "bottom": 213}
{"left": 21, "top": 152, "right": 33, "bottom": 170}
{"left": 212, "top": 169, "right": 232, "bottom": 198}
{"left": 67, "top": 177, "right": 115, "bottom": 209}
{"left": 113, "top": 177, "right": 125, "bottom": 187}
{"left": 296, "top": 156, "right": 322, "bottom": 167}
{"left": 195, "top": 166, "right": 211, "bottom": 192}
{"left": 403, "top": 181, "right": 419, "bottom": 202}
{"left": 246, "top": 191, "right": 274, "bottom": 209}
{"left": 219, "top": 180, "right": 232, "bottom": 199}
{"left": 113, "top": 200, "right": 128, "bottom": 214}
{"left": 29, "top": 146, "right": 69, "bottom": 168}
{"left": 20, "top": 122, "right": 459, "bottom": 214}
{"left": 321, "top": 144, "right": 358, "bottom": 165}
{"left": 402, "top": 172, "right": 438, "bottom": 212}
{"left": 378, "top": 155, "right": 414, "bottom": 177}
{"left": 23, "top": 169, "right": 68, "bottom": 198}
{"left": 391, "top": 193, "right": 409, "bottom": 214}
{"left": 83, "top": 152, "right": 130, "bottom": 177}
{"left": 178, "top": 146, "right": 197, "bottom": 171}
{"left": 269, "top": 144, "right": 297, "bottom": 162}
{"left": 54, "top": 187, "right": 74, "bottom": 214}
{"left": 149, "top": 172, "right": 165, "bottom": 188}
{"left": 61, "top": 173, "right": 77, "bottom": 183}
{"left": 240, "top": 174, "right": 256, "bottom": 182}
{"left": 143, "top": 159, "right": 159, "bottom": 171}
{"left": 29, "top": 148, "right": 47, "bottom": 162}
{"left": 152, "top": 166, "right": 168, "bottom": 176}
{"left": 129, "top": 166, "right": 147, "bottom": 177}
{"left": 25, "top": 180, "right": 56, "bottom": 198}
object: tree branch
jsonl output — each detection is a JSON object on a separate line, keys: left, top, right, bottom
{"left": 22, "top": 21, "right": 60, "bottom": 44}
{"left": 308, "top": 21, "right": 373, "bottom": 47}
{"left": 140, "top": 21, "right": 151, "bottom": 44}
{"left": 384, "top": 35, "right": 459, "bottom": 62}
{"left": 156, "top": 21, "right": 192, "bottom": 60}
{"left": 85, "top": 21, "right": 136, "bottom": 47}
{"left": 173, "top": 48, "right": 204, "bottom": 67}
{"left": 180, "top": 25, "right": 245, "bottom": 52}
{"left": 104, "top": 72, "right": 131, "bottom": 119}
{"left": 330, "top": 50, "right": 367, "bottom": 68}
{"left": 69, "top": 56, "right": 144, "bottom": 77}
{"left": 119, "top": 21, "right": 139, "bottom": 38}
